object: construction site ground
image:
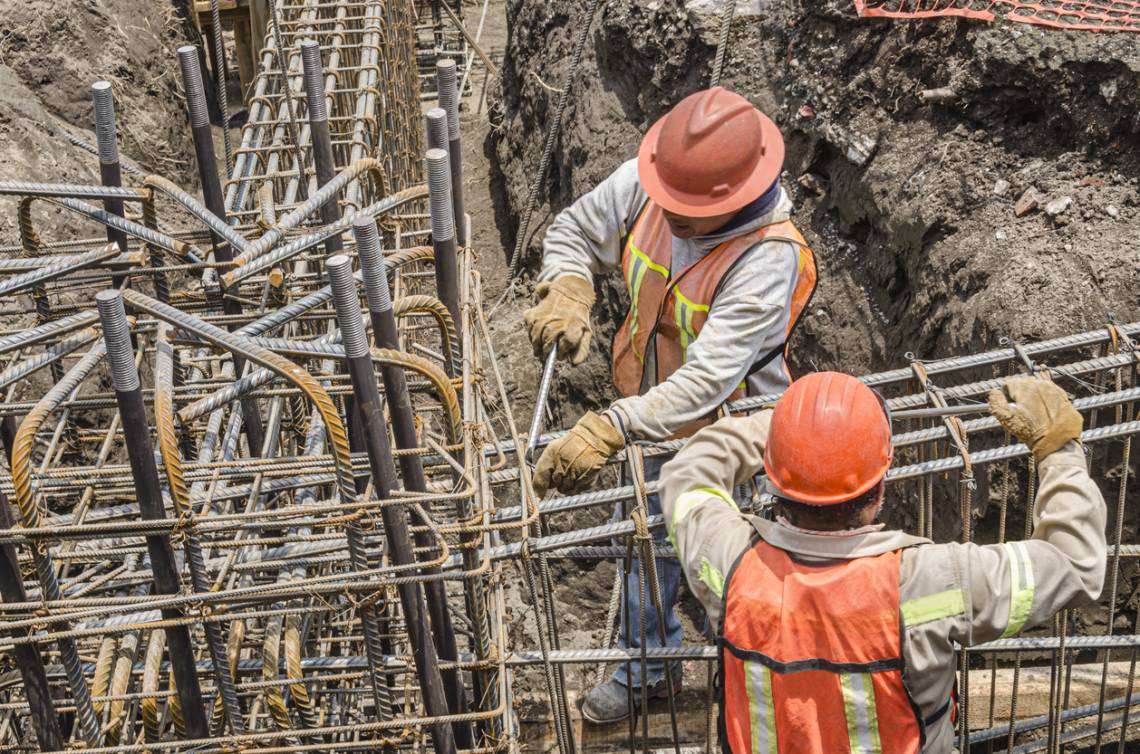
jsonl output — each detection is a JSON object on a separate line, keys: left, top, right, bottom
{"left": 1, "top": 0, "right": 1139, "bottom": 751}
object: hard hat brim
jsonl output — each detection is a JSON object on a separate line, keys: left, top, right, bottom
{"left": 637, "top": 108, "right": 785, "bottom": 218}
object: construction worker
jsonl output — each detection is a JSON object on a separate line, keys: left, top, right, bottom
{"left": 661, "top": 371, "right": 1107, "bottom": 752}
{"left": 524, "top": 86, "right": 817, "bottom": 722}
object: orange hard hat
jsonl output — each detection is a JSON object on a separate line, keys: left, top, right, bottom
{"left": 638, "top": 87, "right": 784, "bottom": 218}
{"left": 763, "top": 372, "right": 892, "bottom": 506}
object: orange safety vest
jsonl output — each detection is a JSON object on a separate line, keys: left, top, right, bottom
{"left": 718, "top": 540, "right": 929, "bottom": 754}
{"left": 612, "top": 201, "right": 817, "bottom": 407}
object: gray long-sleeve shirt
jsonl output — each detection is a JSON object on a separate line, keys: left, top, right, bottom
{"left": 539, "top": 159, "right": 802, "bottom": 440}
{"left": 661, "top": 411, "right": 1108, "bottom": 752}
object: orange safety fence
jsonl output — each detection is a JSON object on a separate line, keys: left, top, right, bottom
{"left": 854, "top": 1, "right": 1140, "bottom": 32}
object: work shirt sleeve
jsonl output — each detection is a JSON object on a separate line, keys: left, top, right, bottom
{"left": 658, "top": 412, "right": 772, "bottom": 626}
{"left": 537, "top": 159, "right": 645, "bottom": 284}
{"left": 903, "top": 442, "right": 1107, "bottom": 651}
{"left": 605, "top": 240, "right": 798, "bottom": 440}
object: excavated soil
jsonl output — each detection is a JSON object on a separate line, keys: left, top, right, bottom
{"left": 0, "top": 0, "right": 203, "bottom": 243}
{"left": 484, "top": 0, "right": 1140, "bottom": 744}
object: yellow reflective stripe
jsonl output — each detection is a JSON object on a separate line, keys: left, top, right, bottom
{"left": 696, "top": 485, "right": 737, "bottom": 508}
{"left": 626, "top": 244, "right": 667, "bottom": 362}
{"left": 672, "top": 285, "right": 711, "bottom": 313}
{"left": 627, "top": 258, "right": 648, "bottom": 357}
{"left": 744, "top": 660, "right": 777, "bottom": 754}
{"left": 671, "top": 288, "right": 707, "bottom": 364}
{"left": 900, "top": 588, "right": 965, "bottom": 627}
{"left": 675, "top": 298, "right": 690, "bottom": 358}
{"left": 841, "top": 672, "right": 883, "bottom": 754}
{"left": 667, "top": 486, "right": 737, "bottom": 550}
{"left": 699, "top": 557, "right": 726, "bottom": 600}
{"left": 1000, "top": 541, "right": 1036, "bottom": 638}
{"left": 628, "top": 242, "right": 669, "bottom": 279}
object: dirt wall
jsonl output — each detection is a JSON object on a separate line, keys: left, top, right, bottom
{"left": 0, "top": 0, "right": 201, "bottom": 241}
{"left": 488, "top": 0, "right": 1140, "bottom": 386}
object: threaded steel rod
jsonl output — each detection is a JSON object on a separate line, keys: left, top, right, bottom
{"left": 96, "top": 290, "right": 210, "bottom": 740}
{"left": 327, "top": 255, "right": 459, "bottom": 754}
{"left": 91, "top": 81, "right": 129, "bottom": 289}
{"left": 435, "top": 61, "right": 466, "bottom": 245}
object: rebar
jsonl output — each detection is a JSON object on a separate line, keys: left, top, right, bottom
{"left": 0, "top": 3, "right": 1135, "bottom": 752}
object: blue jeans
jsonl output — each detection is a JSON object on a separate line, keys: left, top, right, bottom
{"left": 612, "top": 457, "right": 683, "bottom": 688}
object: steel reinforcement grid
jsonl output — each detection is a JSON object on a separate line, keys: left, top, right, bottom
{"left": 0, "top": 2, "right": 1137, "bottom": 754}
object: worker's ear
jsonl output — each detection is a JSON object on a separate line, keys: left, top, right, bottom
{"left": 870, "top": 481, "right": 886, "bottom": 521}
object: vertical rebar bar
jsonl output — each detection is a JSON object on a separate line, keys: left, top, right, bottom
{"left": 92, "top": 81, "right": 128, "bottom": 290}
{"left": 0, "top": 491, "right": 63, "bottom": 751}
{"left": 354, "top": 218, "right": 472, "bottom": 747}
{"left": 435, "top": 59, "right": 466, "bottom": 245}
{"left": 208, "top": 0, "right": 234, "bottom": 175}
{"left": 426, "top": 147, "right": 460, "bottom": 377}
{"left": 425, "top": 107, "right": 449, "bottom": 153}
{"left": 301, "top": 39, "right": 344, "bottom": 256}
{"left": 178, "top": 47, "right": 229, "bottom": 257}
{"left": 326, "top": 255, "right": 458, "bottom": 754}
{"left": 177, "top": 45, "right": 266, "bottom": 457}
{"left": 96, "top": 290, "right": 210, "bottom": 741}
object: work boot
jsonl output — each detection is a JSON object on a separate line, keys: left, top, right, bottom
{"left": 580, "top": 676, "right": 681, "bottom": 725}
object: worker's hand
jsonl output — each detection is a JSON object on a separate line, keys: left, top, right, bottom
{"left": 523, "top": 275, "right": 595, "bottom": 366}
{"left": 988, "top": 376, "right": 1083, "bottom": 463}
{"left": 532, "top": 411, "right": 625, "bottom": 497}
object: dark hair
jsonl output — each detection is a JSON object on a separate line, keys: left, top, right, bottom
{"left": 776, "top": 481, "right": 885, "bottom": 531}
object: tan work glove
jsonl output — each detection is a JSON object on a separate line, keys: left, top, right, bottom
{"left": 523, "top": 275, "right": 595, "bottom": 365}
{"left": 532, "top": 411, "right": 625, "bottom": 497}
{"left": 988, "top": 376, "right": 1083, "bottom": 463}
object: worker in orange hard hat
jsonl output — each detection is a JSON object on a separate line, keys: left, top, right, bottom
{"left": 523, "top": 87, "right": 817, "bottom": 721}
{"left": 661, "top": 371, "right": 1107, "bottom": 752}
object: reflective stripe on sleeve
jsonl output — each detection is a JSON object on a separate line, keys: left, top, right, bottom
{"left": 744, "top": 660, "right": 777, "bottom": 754}
{"left": 841, "top": 672, "right": 883, "bottom": 754}
{"left": 699, "top": 557, "right": 726, "bottom": 600}
{"left": 900, "top": 588, "right": 965, "bottom": 628}
{"left": 1000, "top": 541, "right": 1036, "bottom": 638}
{"left": 666, "top": 486, "right": 737, "bottom": 550}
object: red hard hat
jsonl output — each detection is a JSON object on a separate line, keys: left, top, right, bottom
{"left": 763, "top": 372, "right": 892, "bottom": 506}
{"left": 638, "top": 87, "right": 784, "bottom": 218}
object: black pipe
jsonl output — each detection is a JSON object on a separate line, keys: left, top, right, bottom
{"left": 326, "top": 255, "right": 458, "bottom": 754}
{"left": 0, "top": 490, "right": 64, "bottom": 751}
{"left": 177, "top": 46, "right": 266, "bottom": 457}
{"left": 424, "top": 148, "right": 461, "bottom": 377}
{"left": 92, "top": 81, "right": 129, "bottom": 291}
{"left": 435, "top": 60, "right": 466, "bottom": 246}
{"left": 96, "top": 290, "right": 209, "bottom": 740}
{"left": 353, "top": 217, "right": 472, "bottom": 747}
{"left": 300, "top": 40, "right": 344, "bottom": 257}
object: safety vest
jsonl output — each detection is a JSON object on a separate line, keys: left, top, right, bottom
{"left": 718, "top": 540, "right": 926, "bottom": 754}
{"left": 612, "top": 201, "right": 817, "bottom": 405}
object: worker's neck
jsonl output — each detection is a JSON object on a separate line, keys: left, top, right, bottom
{"left": 783, "top": 503, "right": 880, "bottom": 533}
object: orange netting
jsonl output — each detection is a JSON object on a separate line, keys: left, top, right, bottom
{"left": 854, "top": 1, "right": 1140, "bottom": 32}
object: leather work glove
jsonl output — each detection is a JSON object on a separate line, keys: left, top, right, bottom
{"left": 532, "top": 411, "right": 625, "bottom": 497}
{"left": 523, "top": 275, "right": 595, "bottom": 366}
{"left": 988, "top": 376, "right": 1083, "bottom": 463}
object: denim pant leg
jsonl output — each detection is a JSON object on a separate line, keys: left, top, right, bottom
{"left": 612, "top": 457, "right": 684, "bottom": 688}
